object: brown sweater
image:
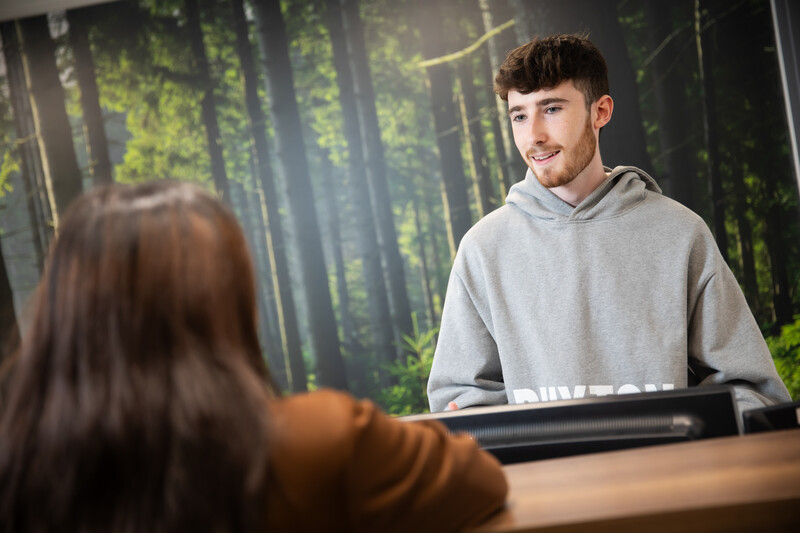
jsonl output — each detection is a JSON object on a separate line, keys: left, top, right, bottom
{"left": 264, "top": 389, "right": 508, "bottom": 531}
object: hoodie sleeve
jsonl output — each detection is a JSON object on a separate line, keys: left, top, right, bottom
{"left": 687, "top": 237, "right": 791, "bottom": 413}
{"left": 428, "top": 267, "right": 508, "bottom": 412}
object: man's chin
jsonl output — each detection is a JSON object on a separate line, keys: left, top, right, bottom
{"left": 533, "top": 170, "right": 575, "bottom": 189}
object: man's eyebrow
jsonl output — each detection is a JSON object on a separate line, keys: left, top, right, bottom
{"left": 536, "top": 97, "right": 569, "bottom": 106}
{"left": 508, "top": 97, "right": 570, "bottom": 116}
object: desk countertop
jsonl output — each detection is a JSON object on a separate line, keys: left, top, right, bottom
{"left": 473, "top": 429, "right": 800, "bottom": 532}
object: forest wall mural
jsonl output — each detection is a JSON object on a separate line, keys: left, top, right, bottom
{"left": 1, "top": 0, "right": 798, "bottom": 413}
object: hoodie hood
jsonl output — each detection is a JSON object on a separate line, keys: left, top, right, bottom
{"left": 505, "top": 166, "right": 662, "bottom": 222}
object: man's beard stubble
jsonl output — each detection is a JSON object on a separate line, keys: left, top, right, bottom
{"left": 530, "top": 116, "right": 596, "bottom": 189}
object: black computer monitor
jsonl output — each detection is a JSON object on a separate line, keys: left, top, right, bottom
{"left": 742, "top": 400, "right": 800, "bottom": 433}
{"left": 402, "top": 386, "right": 741, "bottom": 464}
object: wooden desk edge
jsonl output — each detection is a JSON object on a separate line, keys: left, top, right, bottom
{"left": 474, "top": 496, "right": 800, "bottom": 533}
{"left": 471, "top": 429, "right": 800, "bottom": 533}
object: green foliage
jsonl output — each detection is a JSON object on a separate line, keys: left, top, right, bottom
{"left": 0, "top": 89, "right": 16, "bottom": 198}
{"left": 306, "top": 373, "right": 318, "bottom": 392}
{"left": 766, "top": 316, "right": 800, "bottom": 400}
{"left": 0, "top": 148, "right": 18, "bottom": 197}
{"left": 378, "top": 313, "right": 438, "bottom": 415}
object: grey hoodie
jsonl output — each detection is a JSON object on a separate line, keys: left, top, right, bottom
{"left": 427, "top": 166, "right": 790, "bottom": 414}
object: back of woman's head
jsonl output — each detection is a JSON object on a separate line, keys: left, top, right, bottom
{"left": 0, "top": 180, "right": 274, "bottom": 533}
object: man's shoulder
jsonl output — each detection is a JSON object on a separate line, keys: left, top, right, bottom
{"left": 639, "top": 188, "right": 710, "bottom": 231}
{"left": 461, "top": 204, "right": 518, "bottom": 244}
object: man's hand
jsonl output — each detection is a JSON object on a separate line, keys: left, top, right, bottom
{"left": 446, "top": 401, "right": 459, "bottom": 411}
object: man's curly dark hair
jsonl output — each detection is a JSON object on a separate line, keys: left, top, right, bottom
{"left": 494, "top": 34, "right": 609, "bottom": 108}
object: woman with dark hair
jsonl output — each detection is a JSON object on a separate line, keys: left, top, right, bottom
{"left": 0, "top": 181, "right": 506, "bottom": 533}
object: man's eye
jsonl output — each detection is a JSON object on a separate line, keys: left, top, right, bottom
{"left": 512, "top": 114, "right": 526, "bottom": 122}
{"left": 544, "top": 106, "right": 561, "bottom": 114}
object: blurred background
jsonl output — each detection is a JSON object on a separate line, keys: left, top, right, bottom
{"left": 1, "top": 0, "right": 798, "bottom": 413}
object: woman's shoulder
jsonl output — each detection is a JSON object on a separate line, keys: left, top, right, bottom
{"left": 266, "top": 389, "right": 508, "bottom": 532}
{"left": 269, "top": 389, "right": 367, "bottom": 453}
{"left": 272, "top": 388, "right": 361, "bottom": 418}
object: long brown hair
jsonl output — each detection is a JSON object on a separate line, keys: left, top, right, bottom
{"left": 0, "top": 181, "right": 276, "bottom": 532}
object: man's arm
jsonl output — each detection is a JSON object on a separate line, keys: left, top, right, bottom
{"left": 427, "top": 271, "right": 507, "bottom": 411}
{"left": 688, "top": 251, "right": 791, "bottom": 413}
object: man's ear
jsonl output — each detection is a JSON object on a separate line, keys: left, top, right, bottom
{"left": 593, "top": 95, "right": 613, "bottom": 129}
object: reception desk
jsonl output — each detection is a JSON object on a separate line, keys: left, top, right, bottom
{"left": 473, "top": 428, "right": 800, "bottom": 532}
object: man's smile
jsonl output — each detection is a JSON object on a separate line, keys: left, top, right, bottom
{"left": 530, "top": 150, "right": 560, "bottom": 164}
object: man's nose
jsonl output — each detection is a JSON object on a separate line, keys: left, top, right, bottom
{"left": 529, "top": 116, "right": 547, "bottom": 145}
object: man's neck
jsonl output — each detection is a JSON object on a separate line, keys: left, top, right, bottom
{"left": 548, "top": 157, "right": 607, "bottom": 207}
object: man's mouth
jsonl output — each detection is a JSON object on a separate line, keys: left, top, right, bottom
{"left": 530, "top": 151, "right": 560, "bottom": 164}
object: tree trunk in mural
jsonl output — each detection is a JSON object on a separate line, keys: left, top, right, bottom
{"left": 695, "top": 0, "right": 728, "bottom": 261}
{"left": 231, "top": 176, "right": 288, "bottom": 391}
{"left": 184, "top": 0, "right": 230, "bottom": 200}
{"left": 412, "top": 189, "right": 438, "bottom": 332}
{"left": 457, "top": 56, "right": 497, "bottom": 217}
{"left": 0, "top": 21, "right": 51, "bottom": 268}
{"left": 643, "top": 0, "right": 700, "bottom": 211}
{"left": 341, "top": 0, "right": 414, "bottom": 353}
{"left": 319, "top": 150, "right": 369, "bottom": 396}
{"left": 415, "top": 105, "right": 449, "bottom": 301}
{"left": 0, "top": 238, "right": 19, "bottom": 366}
{"left": 417, "top": 0, "right": 472, "bottom": 259}
{"left": 480, "top": 45, "right": 513, "bottom": 198}
{"left": 249, "top": 184, "right": 290, "bottom": 392}
{"left": 764, "top": 171, "right": 793, "bottom": 326}
{"left": 325, "top": 0, "right": 396, "bottom": 376}
{"left": 479, "top": 0, "right": 525, "bottom": 187}
{"left": 231, "top": 0, "right": 304, "bottom": 391}
{"left": 253, "top": 0, "right": 348, "bottom": 390}
{"left": 17, "top": 15, "right": 83, "bottom": 225}
{"left": 66, "top": 7, "right": 113, "bottom": 185}
{"left": 730, "top": 155, "right": 759, "bottom": 314}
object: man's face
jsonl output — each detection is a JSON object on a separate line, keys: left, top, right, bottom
{"left": 508, "top": 80, "right": 598, "bottom": 189}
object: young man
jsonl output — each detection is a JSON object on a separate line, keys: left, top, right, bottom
{"left": 427, "top": 34, "right": 790, "bottom": 414}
